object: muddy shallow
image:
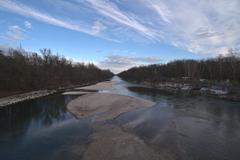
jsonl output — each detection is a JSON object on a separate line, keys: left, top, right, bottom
{"left": 1, "top": 76, "right": 240, "bottom": 160}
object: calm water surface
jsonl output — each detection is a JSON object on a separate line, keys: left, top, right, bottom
{"left": 0, "top": 76, "right": 240, "bottom": 160}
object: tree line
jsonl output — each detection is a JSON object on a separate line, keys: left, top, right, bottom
{"left": 119, "top": 49, "right": 240, "bottom": 84}
{"left": 0, "top": 48, "right": 113, "bottom": 95}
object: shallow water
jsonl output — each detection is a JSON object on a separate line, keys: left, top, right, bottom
{"left": 113, "top": 96, "right": 240, "bottom": 160}
{"left": 1, "top": 76, "right": 240, "bottom": 160}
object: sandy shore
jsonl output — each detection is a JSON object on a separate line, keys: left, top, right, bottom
{"left": 62, "top": 91, "right": 93, "bottom": 96}
{"left": 63, "top": 81, "right": 112, "bottom": 96}
{"left": 74, "top": 81, "right": 113, "bottom": 91}
{"left": 67, "top": 93, "right": 155, "bottom": 121}
{"left": 0, "top": 90, "right": 57, "bottom": 107}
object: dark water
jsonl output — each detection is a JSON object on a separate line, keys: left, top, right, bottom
{"left": 0, "top": 94, "right": 93, "bottom": 160}
{"left": 1, "top": 76, "right": 240, "bottom": 160}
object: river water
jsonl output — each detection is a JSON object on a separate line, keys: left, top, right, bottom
{"left": 0, "top": 76, "right": 240, "bottom": 160}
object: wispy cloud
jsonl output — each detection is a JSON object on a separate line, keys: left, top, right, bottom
{"left": 98, "top": 54, "right": 161, "bottom": 73}
{"left": 92, "top": 21, "right": 106, "bottom": 34}
{"left": 1, "top": 0, "right": 240, "bottom": 55}
{"left": 147, "top": 1, "right": 171, "bottom": 23}
{"left": 0, "top": 0, "right": 102, "bottom": 37}
{"left": 2, "top": 20, "right": 33, "bottom": 42}
{"left": 83, "top": 0, "right": 161, "bottom": 40}
{"left": 143, "top": 0, "right": 240, "bottom": 55}
{"left": 24, "top": 21, "right": 32, "bottom": 29}
{"left": 6, "top": 25, "right": 25, "bottom": 41}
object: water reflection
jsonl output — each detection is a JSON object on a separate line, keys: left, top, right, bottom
{"left": 0, "top": 94, "right": 74, "bottom": 135}
{"left": 0, "top": 94, "right": 94, "bottom": 160}
{"left": 116, "top": 85, "right": 240, "bottom": 160}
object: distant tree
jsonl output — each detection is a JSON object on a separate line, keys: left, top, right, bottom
{"left": 0, "top": 48, "right": 113, "bottom": 95}
{"left": 119, "top": 49, "right": 240, "bottom": 84}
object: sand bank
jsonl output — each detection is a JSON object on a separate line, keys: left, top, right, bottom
{"left": 67, "top": 93, "right": 155, "bottom": 121}
{"left": 62, "top": 91, "right": 93, "bottom": 96}
{"left": 82, "top": 125, "right": 161, "bottom": 160}
{"left": 74, "top": 81, "right": 112, "bottom": 91}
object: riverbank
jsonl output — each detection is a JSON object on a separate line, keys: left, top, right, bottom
{"left": 0, "top": 80, "right": 111, "bottom": 108}
{"left": 0, "top": 90, "right": 57, "bottom": 107}
{"left": 128, "top": 81, "right": 240, "bottom": 102}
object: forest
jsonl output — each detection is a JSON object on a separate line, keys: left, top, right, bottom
{"left": 119, "top": 49, "right": 240, "bottom": 85}
{"left": 0, "top": 48, "right": 113, "bottom": 97}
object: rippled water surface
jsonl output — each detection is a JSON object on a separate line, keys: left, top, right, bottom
{"left": 1, "top": 76, "right": 240, "bottom": 160}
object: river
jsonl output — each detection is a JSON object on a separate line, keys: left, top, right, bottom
{"left": 0, "top": 76, "right": 240, "bottom": 160}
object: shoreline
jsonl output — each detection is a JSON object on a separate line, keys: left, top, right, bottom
{"left": 0, "top": 80, "right": 110, "bottom": 108}
{"left": 0, "top": 90, "right": 57, "bottom": 107}
{"left": 128, "top": 81, "right": 240, "bottom": 102}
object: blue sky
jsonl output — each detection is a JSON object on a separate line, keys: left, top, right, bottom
{"left": 0, "top": 0, "right": 239, "bottom": 73}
